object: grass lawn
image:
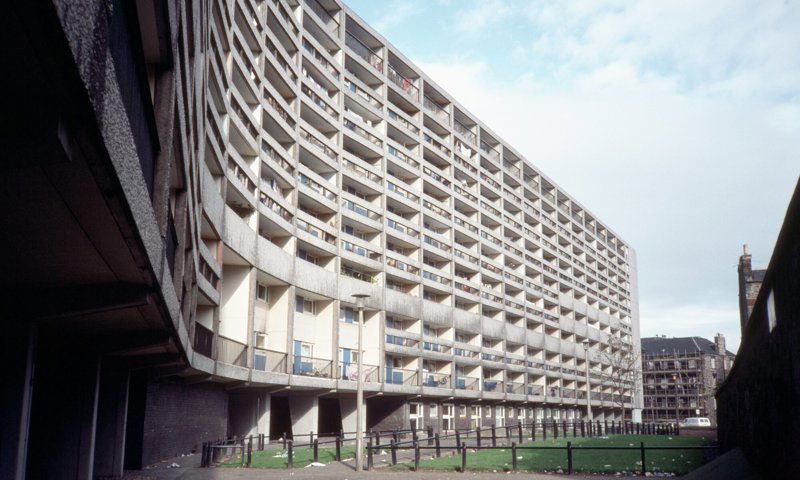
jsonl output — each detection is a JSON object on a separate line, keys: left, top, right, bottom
{"left": 222, "top": 445, "right": 356, "bottom": 468}
{"left": 392, "top": 435, "right": 716, "bottom": 474}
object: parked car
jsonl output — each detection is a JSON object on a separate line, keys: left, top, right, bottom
{"left": 679, "top": 417, "right": 711, "bottom": 427}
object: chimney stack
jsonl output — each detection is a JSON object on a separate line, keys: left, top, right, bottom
{"left": 715, "top": 333, "right": 726, "bottom": 355}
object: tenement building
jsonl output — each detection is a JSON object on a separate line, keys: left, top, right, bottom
{"left": 1, "top": 0, "right": 639, "bottom": 476}
{"left": 641, "top": 335, "right": 734, "bottom": 425}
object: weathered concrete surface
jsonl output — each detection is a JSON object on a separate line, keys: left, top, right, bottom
{"left": 679, "top": 448, "right": 762, "bottom": 480}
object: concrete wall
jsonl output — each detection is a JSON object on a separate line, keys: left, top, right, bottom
{"left": 717, "top": 179, "right": 800, "bottom": 478}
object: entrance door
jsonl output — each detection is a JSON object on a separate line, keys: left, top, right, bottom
{"left": 442, "top": 404, "right": 454, "bottom": 431}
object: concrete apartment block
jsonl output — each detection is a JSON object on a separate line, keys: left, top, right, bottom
{"left": 0, "top": 0, "right": 639, "bottom": 476}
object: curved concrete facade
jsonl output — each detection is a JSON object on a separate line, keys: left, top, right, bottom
{"left": 0, "top": 0, "right": 639, "bottom": 476}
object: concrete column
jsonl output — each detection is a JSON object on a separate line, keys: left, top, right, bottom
{"left": 25, "top": 346, "right": 101, "bottom": 480}
{"left": 93, "top": 365, "right": 129, "bottom": 478}
{"left": 290, "top": 396, "right": 318, "bottom": 436}
{"left": 340, "top": 397, "right": 357, "bottom": 434}
{"left": 0, "top": 322, "right": 36, "bottom": 480}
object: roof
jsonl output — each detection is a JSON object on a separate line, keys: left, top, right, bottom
{"left": 641, "top": 336, "right": 735, "bottom": 357}
{"left": 750, "top": 269, "right": 767, "bottom": 282}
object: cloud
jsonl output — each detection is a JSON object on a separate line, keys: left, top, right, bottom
{"left": 369, "top": 0, "right": 426, "bottom": 34}
{"left": 452, "top": 0, "right": 513, "bottom": 33}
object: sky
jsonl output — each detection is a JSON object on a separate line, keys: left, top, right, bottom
{"left": 344, "top": 0, "right": 800, "bottom": 352}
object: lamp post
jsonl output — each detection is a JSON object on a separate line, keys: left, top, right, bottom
{"left": 671, "top": 373, "right": 679, "bottom": 425}
{"left": 583, "top": 339, "right": 592, "bottom": 421}
{"left": 353, "top": 294, "right": 370, "bottom": 471}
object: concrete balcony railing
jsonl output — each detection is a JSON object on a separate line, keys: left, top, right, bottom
{"left": 292, "top": 355, "right": 333, "bottom": 378}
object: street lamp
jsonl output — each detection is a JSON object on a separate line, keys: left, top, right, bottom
{"left": 582, "top": 339, "right": 592, "bottom": 421}
{"left": 353, "top": 293, "right": 370, "bottom": 471}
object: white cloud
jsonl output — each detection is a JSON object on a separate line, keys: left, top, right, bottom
{"left": 452, "top": 0, "right": 513, "bottom": 33}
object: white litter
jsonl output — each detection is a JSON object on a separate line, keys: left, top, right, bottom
{"left": 167, "top": 463, "right": 180, "bottom": 468}
{"left": 304, "top": 462, "right": 326, "bottom": 468}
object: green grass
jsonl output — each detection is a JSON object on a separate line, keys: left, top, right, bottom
{"left": 392, "top": 435, "right": 715, "bottom": 474}
{"left": 223, "top": 445, "right": 356, "bottom": 469}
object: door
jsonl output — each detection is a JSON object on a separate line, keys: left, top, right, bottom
{"left": 340, "top": 348, "right": 352, "bottom": 379}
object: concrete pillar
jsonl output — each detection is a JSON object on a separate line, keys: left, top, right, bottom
{"left": 229, "top": 391, "right": 269, "bottom": 438}
{"left": 0, "top": 323, "right": 36, "bottom": 480}
{"left": 340, "top": 397, "right": 357, "bottom": 434}
{"left": 25, "top": 345, "right": 101, "bottom": 480}
{"left": 93, "top": 365, "right": 129, "bottom": 478}
{"left": 290, "top": 396, "right": 318, "bottom": 436}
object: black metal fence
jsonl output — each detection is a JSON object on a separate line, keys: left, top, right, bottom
{"left": 201, "top": 420, "right": 700, "bottom": 473}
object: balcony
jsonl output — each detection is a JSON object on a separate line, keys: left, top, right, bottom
{"left": 422, "top": 372, "right": 450, "bottom": 388}
{"left": 387, "top": 64, "right": 419, "bottom": 101}
{"left": 292, "top": 355, "right": 333, "bottom": 377}
{"left": 344, "top": 117, "right": 382, "bottom": 147}
{"left": 299, "top": 127, "right": 337, "bottom": 161}
{"left": 342, "top": 198, "right": 381, "bottom": 221}
{"left": 339, "top": 362, "right": 380, "bottom": 382}
{"left": 345, "top": 31, "right": 382, "bottom": 72}
{"left": 253, "top": 348, "right": 289, "bottom": 373}
{"left": 423, "top": 95, "right": 450, "bottom": 124}
{"left": 218, "top": 335, "right": 248, "bottom": 367}
{"left": 454, "top": 120, "right": 477, "bottom": 145}
{"left": 303, "top": 0, "right": 339, "bottom": 34}
{"left": 385, "top": 366, "right": 419, "bottom": 386}
{"left": 455, "top": 376, "right": 479, "bottom": 390}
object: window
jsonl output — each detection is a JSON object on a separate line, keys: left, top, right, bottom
{"left": 340, "top": 306, "right": 355, "bottom": 324}
{"left": 298, "top": 248, "right": 319, "bottom": 265}
{"left": 459, "top": 405, "right": 467, "bottom": 417}
{"left": 429, "top": 404, "right": 438, "bottom": 418}
{"left": 256, "top": 283, "right": 268, "bottom": 302}
{"left": 295, "top": 295, "right": 315, "bottom": 314}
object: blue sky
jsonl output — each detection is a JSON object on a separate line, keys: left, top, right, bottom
{"left": 344, "top": 0, "right": 800, "bottom": 352}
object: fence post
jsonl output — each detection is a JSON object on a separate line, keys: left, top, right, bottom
{"left": 247, "top": 438, "right": 252, "bottom": 467}
{"left": 393, "top": 430, "right": 399, "bottom": 444}
{"left": 477, "top": 428, "right": 482, "bottom": 447}
{"left": 461, "top": 442, "right": 467, "bottom": 472}
{"left": 518, "top": 422, "right": 523, "bottom": 443}
{"left": 283, "top": 432, "right": 287, "bottom": 450}
{"left": 335, "top": 435, "right": 341, "bottom": 461}
{"left": 543, "top": 421, "right": 547, "bottom": 441}
{"left": 604, "top": 420, "right": 608, "bottom": 436}
{"left": 201, "top": 442, "right": 207, "bottom": 467}
{"left": 414, "top": 440, "right": 420, "bottom": 471}
{"left": 676, "top": 422, "right": 680, "bottom": 436}
{"left": 596, "top": 420, "right": 601, "bottom": 436}
{"left": 456, "top": 430, "right": 462, "bottom": 452}
{"left": 640, "top": 442, "right": 646, "bottom": 475}
{"left": 573, "top": 421, "right": 577, "bottom": 438}
{"left": 375, "top": 430, "right": 381, "bottom": 446}
{"left": 390, "top": 439, "right": 397, "bottom": 464}
{"left": 532, "top": 421, "right": 536, "bottom": 441}
{"left": 512, "top": 442, "right": 517, "bottom": 472}
{"left": 567, "top": 441, "right": 573, "bottom": 475}
{"left": 240, "top": 439, "right": 245, "bottom": 467}
{"left": 580, "top": 420, "right": 585, "bottom": 438}
{"left": 435, "top": 433, "right": 441, "bottom": 457}
{"left": 562, "top": 420, "right": 567, "bottom": 437}
{"left": 491, "top": 425, "right": 497, "bottom": 447}
{"left": 368, "top": 437, "right": 374, "bottom": 470}
{"left": 313, "top": 438, "right": 319, "bottom": 462}
{"left": 427, "top": 425, "right": 434, "bottom": 446}
{"left": 553, "top": 420, "right": 558, "bottom": 439}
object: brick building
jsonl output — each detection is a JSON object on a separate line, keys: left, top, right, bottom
{"left": 641, "top": 335, "right": 734, "bottom": 425}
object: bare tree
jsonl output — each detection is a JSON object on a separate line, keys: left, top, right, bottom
{"left": 599, "top": 335, "right": 641, "bottom": 421}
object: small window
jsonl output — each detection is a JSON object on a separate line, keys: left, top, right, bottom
{"left": 429, "top": 404, "right": 438, "bottom": 418}
{"left": 298, "top": 248, "right": 318, "bottom": 265}
{"left": 340, "top": 306, "right": 355, "bottom": 324}
{"left": 295, "top": 295, "right": 315, "bottom": 314}
{"left": 459, "top": 405, "right": 467, "bottom": 417}
{"left": 256, "top": 283, "right": 268, "bottom": 302}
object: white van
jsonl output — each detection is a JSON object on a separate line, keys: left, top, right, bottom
{"left": 680, "top": 417, "right": 712, "bottom": 427}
